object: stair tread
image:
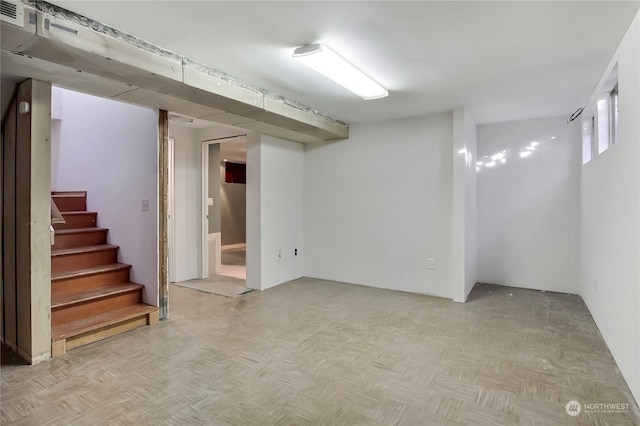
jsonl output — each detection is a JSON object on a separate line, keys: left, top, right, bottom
{"left": 52, "top": 282, "right": 144, "bottom": 309}
{"left": 52, "top": 262, "right": 131, "bottom": 281}
{"left": 55, "top": 227, "right": 107, "bottom": 235}
{"left": 52, "top": 191, "right": 87, "bottom": 197}
{"left": 51, "top": 303, "right": 157, "bottom": 341}
{"left": 60, "top": 211, "right": 97, "bottom": 216}
{"left": 52, "top": 244, "right": 118, "bottom": 257}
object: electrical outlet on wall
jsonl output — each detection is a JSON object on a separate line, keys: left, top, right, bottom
{"left": 426, "top": 257, "right": 435, "bottom": 270}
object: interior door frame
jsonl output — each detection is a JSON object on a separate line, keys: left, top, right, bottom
{"left": 200, "top": 134, "right": 246, "bottom": 279}
{"left": 200, "top": 141, "right": 209, "bottom": 279}
{"left": 158, "top": 110, "right": 169, "bottom": 320}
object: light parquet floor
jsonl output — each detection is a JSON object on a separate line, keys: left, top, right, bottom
{"left": 2, "top": 278, "right": 639, "bottom": 425}
{"left": 219, "top": 246, "right": 246, "bottom": 280}
{"left": 220, "top": 246, "right": 246, "bottom": 266}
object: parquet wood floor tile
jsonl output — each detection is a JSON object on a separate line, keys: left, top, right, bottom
{"left": 2, "top": 279, "right": 639, "bottom": 425}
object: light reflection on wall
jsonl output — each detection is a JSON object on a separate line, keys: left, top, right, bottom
{"left": 458, "top": 147, "right": 474, "bottom": 169}
{"left": 476, "top": 137, "right": 556, "bottom": 172}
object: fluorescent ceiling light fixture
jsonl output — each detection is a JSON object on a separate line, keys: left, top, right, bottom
{"left": 485, "top": 161, "right": 496, "bottom": 167}
{"left": 293, "top": 43, "right": 388, "bottom": 100}
{"left": 520, "top": 151, "right": 532, "bottom": 158}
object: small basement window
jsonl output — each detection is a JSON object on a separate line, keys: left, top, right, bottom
{"left": 582, "top": 115, "right": 594, "bottom": 165}
{"left": 583, "top": 63, "right": 618, "bottom": 164}
{"left": 596, "top": 96, "right": 610, "bottom": 154}
{"left": 596, "top": 64, "right": 619, "bottom": 154}
{"left": 610, "top": 83, "right": 619, "bottom": 145}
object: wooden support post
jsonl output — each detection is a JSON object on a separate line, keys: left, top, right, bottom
{"left": 2, "top": 99, "right": 17, "bottom": 350}
{"left": 11, "top": 79, "right": 52, "bottom": 363}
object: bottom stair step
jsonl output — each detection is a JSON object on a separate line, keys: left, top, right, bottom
{"left": 51, "top": 282, "right": 145, "bottom": 326}
{"left": 51, "top": 304, "right": 158, "bottom": 357}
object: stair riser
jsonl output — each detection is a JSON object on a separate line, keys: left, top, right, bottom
{"left": 53, "top": 197, "right": 86, "bottom": 212}
{"left": 53, "top": 268, "right": 131, "bottom": 293}
{"left": 54, "top": 213, "right": 97, "bottom": 230}
{"left": 52, "top": 291, "right": 143, "bottom": 325}
{"left": 52, "top": 311, "right": 157, "bottom": 357}
{"left": 52, "top": 249, "right": 118, "bottom": 273}
{"left": 64, "top": 316, "right": 149, "bottom": 351}
{"left": 53, "top": 230, "right": 108, "bottom": 250}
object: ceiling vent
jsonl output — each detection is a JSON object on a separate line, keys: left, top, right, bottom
{"left": 0, "top": 0, "right": 24, "bottom": 27}
{"left": 169, "top": 113, "right": 194, "bottom": 123}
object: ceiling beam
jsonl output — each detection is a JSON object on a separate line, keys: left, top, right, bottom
{"left": 0, "top": 1, "right": 349, "bottom": 142}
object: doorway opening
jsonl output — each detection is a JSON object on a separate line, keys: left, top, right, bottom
{"left": 168, "top": 122, "right": 250, "bottom": 298}
{"left": 196, "top": 135, "right": 248, "bottom": 298}
{"left": 218, "top": 138, "right": 247, "bottom": 281}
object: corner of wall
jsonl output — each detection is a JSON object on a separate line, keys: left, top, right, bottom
{"left": 452, "top": 108, "right": 478, "bottom": 303}
{"left": 246, "top": 133, "right": 262, "bottom": 290}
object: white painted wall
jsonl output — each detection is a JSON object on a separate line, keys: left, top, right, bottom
{"left": 452, "top": 108, "right": 478, "bottom": 302}
{"left": 169, "top": 124, "right": 202, "bottom": 283}
{"left": 246, "top": 133, "right": 261, "bottom": 291}
{"left": 304, "top": 113, "right": 455, "bottom": 298}
{"left": 580, "top": 12, "right": 640, "bottom": 404}
{"left": 256, "top": 135, "right": 304, "bottom": 290}
{"left": 463, "top": 114, "right": 478, "bottom": 301}
{"left": 51, "top": 87, "right": 159, "bottom": 305}
{"left": 476, "top": 116, "right": 580, "bottom": 294}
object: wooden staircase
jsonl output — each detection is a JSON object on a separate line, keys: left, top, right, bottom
{"left": 51, "top": 191, "right": 158, "bottom": 357}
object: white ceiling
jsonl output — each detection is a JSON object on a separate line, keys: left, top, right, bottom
{"left": 48, "top": 1, "right": 639, "bottom": 124}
